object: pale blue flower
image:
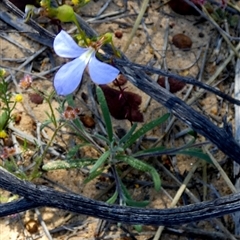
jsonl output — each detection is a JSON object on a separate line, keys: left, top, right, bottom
{"left": 53, "top": 30, "right": 119, "bottom": 95}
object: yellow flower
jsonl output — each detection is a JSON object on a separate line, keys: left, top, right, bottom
{"left": 14, "top": 94, "right": 23, "bottom": 102}
{"left": 71, "top": 0, "right": 90, "bottom": 6}
{"left": 71, "top": 0, "right": 79, "bottom": 5}
{"left": 0, "top": 130, "right": 7, "bottom": 138}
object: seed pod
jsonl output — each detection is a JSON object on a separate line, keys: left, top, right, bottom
{"left": 25, "top": 219, "right": 39, "bottom": 234}
{"left": 80, "top": 115, "right": 95, "bottom": 128}
{"left": 115, "top": 30, "right": 123, "bottom": 39}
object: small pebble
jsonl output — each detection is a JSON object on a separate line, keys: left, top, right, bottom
{"left": 172, "top": 33, "right": 192, "bottom": 50}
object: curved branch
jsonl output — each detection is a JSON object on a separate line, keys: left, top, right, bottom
{"left": 1, "top": 167, "right": 240, "bottom": 225}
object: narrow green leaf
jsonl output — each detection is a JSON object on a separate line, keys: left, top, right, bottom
{"left": 133, "top": 146, "right": 166, "bottom": 158}
{"left": 120, "top": 181, "right": 150, "bottom": 207}
{"left": 42, "top": 158, "right": 95, "bottom": 170}
{"left": 132, "top": 138, "right": 198, "bottom": 158}
{"left": 23, "top": 139, "right": 28, "bottom": 151}
{"left": 134, "top": 225, "right": 142, "bottom": 232}
{"left": 187, "top": 130, "right": 197, "bottom": 139}
{"left": 117, "top": 155, "right": 161, "bottom": 191}
{"left": 90, "top": 150, "right": 110, "bottom": 173}
{"left": 40, "top": 119, "right": 52, "bottom": 131}
{"left": 123, "top": 113, "right": 170, "bottom": 149}
{"left": 106, "top": 190, "right": 118, "bottom": 204}
{"left": 118, "top": 155, "right": 148, "bottom": 171}
{"left": 96, "top": 86, "right": 113, "bottom": 141}
{"left": 178, "top": 149, "right": 212, "bottom": 164}
{"left": 94, "top": 133, "right": 110, "bottom": 144}
{"left": 119, "top": 123, "right": 138, "bottom": 145}
{"left": 0, "top": 111, "right": 8, "bottom": 130}
{"left": 149, "top": 168, "right": 161, "bottom": 192}
{"left": 134, "top": 147, "right": 212, "bottom": 164}
{"left": 84, "top": 168, "right": 104, "bottom": 184}
{"left": 120, "top": 181, "right": 132, "bottom": 200}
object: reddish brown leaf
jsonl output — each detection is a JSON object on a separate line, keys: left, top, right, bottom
{"left": 113, "top": 74, "right": 128, "bottom": 86}
{"left": 168, "top": 0, "right": 200, "bottom": 15}
{"left": 157, "top": 77, "right": 186, "bottom": 93}
{"left": 99, "top": 85, "right": 143, "bottom": 122}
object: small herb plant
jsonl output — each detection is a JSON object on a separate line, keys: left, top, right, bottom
{"left": 43, "top": 86, "right": 211, "bottom": 208}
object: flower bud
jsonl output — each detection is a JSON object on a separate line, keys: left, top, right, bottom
{"left": 0, "top": 68, "right": 6, "bottom": 78}
{"left": 57, "top": 5, "right": 75, "bottom": 23}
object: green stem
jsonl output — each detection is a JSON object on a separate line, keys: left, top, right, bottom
{"left": 30, "top": 122, "right": 65, "bottom": 180}
{"left": 9, "top": 156, "right": 27, "bottom": 179}
{"left": 73, "top": 15, "right": 88, "bottom": 45}
{"left": 46, "top": 91, "right": 58, "bottom": 128}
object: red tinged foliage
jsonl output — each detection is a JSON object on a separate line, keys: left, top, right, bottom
{"left": 113, "top": 74, "right": 128, "bottom": 86}
{"left": 157, "top": 77, "right": 186, "bottom": 93}
{"left": 99, "top": 85, "right": 143, "bottom": 122}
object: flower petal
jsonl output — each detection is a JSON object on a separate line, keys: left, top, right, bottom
{"left": 54, "top": 58, "right": 86, "bottom": 95}
{"left": 88, "top": 55, "right": 119, "bottom": 85}
{"left": 54, "top": 30, "right": 87, "bottom": 58}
